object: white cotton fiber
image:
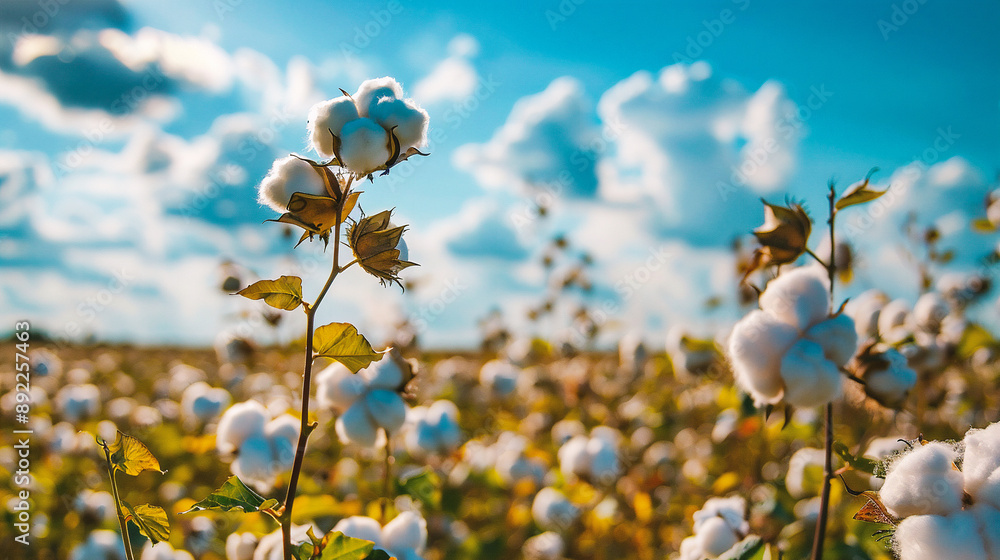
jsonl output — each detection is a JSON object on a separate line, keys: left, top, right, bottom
{"left": 382, "top": 511, "right": 428, "bottom": 557}
{"left": 893, "top": 511, "right": 988, "bottom": 560}
{"left": 231, "top": 434, "right": 275, "bottom": 488}
{"left": 878, "top": 299, "right": 911, "bottom": 344}
{"left": 845, "top": 289, "right": 888, "bottom": 340}
{"left": 363, "top": 356, "right": 405, "bottom": 390}
{"left": 523, "top": 531, "right": 565, "bottom": 560}
{"left": 779, "top": 339, "right": 843, "bottom": 408}
{"left": 962, "top": 422, "right": 1000, "bottom": 508}
{"left": 786, "top": 447, "right": 826, "bottom": 498}
{"left": 333, "top": 516, "right": 383, "bottom": 548}
{"left": 551, "top": 419, "right": 586, "bottom": 445}
{"left": 317, "top": 362, "right": 366, "bottom": 413}
{"left": 558, "top": 435, "right": 590, "bottom": 478}
{"left": 257, "top": 155, "right": 328, "bottom": 213}
{"left": 336, "top": 403, "right": 378, "bottom": 447}
{"left": 532, "top": 488, "right": 579, "bottom": 531}
{"left": 864, "top": 349, "right": 917, "bottom": 406}
{"left": 759, "top": 267, "right": 830, "bottom": 331}
{"left": 353, "top": 76, "right": 405, "bottom": 117}
{"left": 368, "top": 96, "right": 429, "bottom": 151}
{"left": 804, "top": 314, "right": 858, "bottom": 367}
{"left": 308, "top": 96, "right": 360, "bottom": 158}
{"left": 913, "top": 291, "right": 949, "bottom": 333}
{"left": 692, "top": 496, "right": 748, "bottom": 535}
{"left": 728, "top": 310, "right": 799, "bottom": 405}
{"left": 480, "top": 359, "right": 520, "bottom": 396}
{"left": 364, "top": 389, "right": 407, "bottom": 434}
{"left": 225, "top": 533, "right": 258, "bottom": 560}
{"left": 972, "top": 503, "right": 1000, "bottom": 559}
{"left": 586, "top": 437, "right": 621, "bottom": 483}
{"left": 216, "top": 400, "right": 268, "bottom": 454}
{"left": 696, "top": 516, "right": 739, "bottom": 557}
{"left": 880, "top": 441, "right": 964, "bottom": 518}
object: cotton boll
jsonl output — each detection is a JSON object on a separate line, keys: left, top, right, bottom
{"left": 804, "top": 314, "right": 858, "bottom": 366}
{"left": 232, "top": 434, "right": 276, "bottom": 489}
{"left": 759, "top": 267, "right": 830, "bottom": 330}
{"left": 551, "top": 419, "right": 586, "bottom": 446}
{"left": 971, "top": 503, "right": 1000, "bottom": 559}
{"left": 880, "top": 441, "right": 964, "bottom": 518}
{"left": 480, "top": 359, "right": 520, "bottom": 396}
{"left": 864, "top": 437, "right": 909, "bottom": 490}
{"left": 382, "top": 511, "right": 428, "bottom": 557}
{"left": 780, "top": 339, "right": 843, "bottom": 408}
{"left": 353, "top": 77, "right": 405, "bottom": 117}
{"left": 786, "top": 447, "right": 826, "bottom": 498}
{"left": 962, "top": 422, "right": 1000, "bottom": 508}
{"left": 587, "top": 437, "right": 621, "bottom": 484}
{"left": 369, "top": 96, "right": 429, "bottom": 150}
{"left": 225, "top": 533, "right": 258, "bottom": 560}
{"left": 317, "top": 362, "right": 367, "bottom": 412}
{"left": 696, "top": 516, "right": 740, "bottom": 557}
{"left": 70, "top": 530, "right": 127, "bottom": 560}
{"left": 679, "top": 536, "right": 703, "bottom": 560}
{"left": 894, "top": 511, "right": 988, "bottom": 560}
{"left": 253, "top": 525, "right": 313, "bottom": 560}
{"left": 257, "top": 155, "right": 328, "bottom": 213}
{"left": 141, "top": 542, "right": 195, "bottom": 560}
{"left": 338, "top": 117, "right": 390, "bottom": 175}
{"left": 336, "top": 403, "right": 379, "bottom": 447}
{"left": 56, "top": 384, "right": 101, "bottom": 422}
{"left": 364, "top": 389, "right": 407, "bottom": 433}
{"left": 558, "top": 435, "right": 590, "bottom": 478}
{"left": 878, "top": 299, "right": 911, "bottom": 344}
{"left": 265, "top": 415, "right": 299, "bottom": 469}
{"left": 728, "top": 310, "right": 799, "bottom": 405}
{"left": 523, "top": 531, "right": 565, "bottom": 560}
{"left": 363, "top": 356, "right": 405, "bottom": 391}
{"left": 845, "top": 289, "right": 888, "bottom": 340}
{"left": 692, "top": 497, "right": 749, "bottom": 535}
{"left": 216, "top": 400, "right": 268, "bottom": 455}
{"left": 181, "top": 382, "right": 231, "bottom": 425}
{"left": 532, "top": 488, "right": 579, "bottom": 531}
{"left": 308, "top": 96, "right": 361, "bottom": 158}
{"left": 333, "top": 516, "right": 383, "bottom": 547}
{"left": 864, "top": 349, "right": 917, "bottom": 407}
{"left": 913, "top": 292, "right": 949, "bottom": 334}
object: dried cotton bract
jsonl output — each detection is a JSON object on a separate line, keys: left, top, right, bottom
{"left": 727, "top": 267, "right": 858, "bottom": 408}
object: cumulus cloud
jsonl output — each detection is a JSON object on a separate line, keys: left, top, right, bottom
{"left": 414, "top": 34, "right": 480, "bottom": 104}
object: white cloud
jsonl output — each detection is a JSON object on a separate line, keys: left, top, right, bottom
{"left": 413, "top": 35, "right": 480, "bottom": 105}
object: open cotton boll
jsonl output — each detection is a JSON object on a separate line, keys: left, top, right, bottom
{"left": 364, "top": 389, "right": 407, "bottom": 433}
{"left": 333, "top": 516, "right": 384, "bottom": 547}
{"left": 257, "top": 155, "right": 328, "bottom": 213}
{"left": 336, "top": 402, "right": 379, "bottom": 447}
{"left": 253, "top": 524, "right": 314, "bottom": 560}
{"left": 353, "top": 76, "right": 405, "bottom": 117}
{"left": 56, "top": 383, "right": 101, "bottom": 422}
{"left": 727, "top": 310, "right": 799, "bottom": 405}
{"left": 551, "top": 419, "right": 586, "bottom": 446}
{"left": 587, "top": 437, "right": 622, "bottom": 483}
{"left": 779, "top": 339, "right": 843, "bottom": 408}
{"left": 406, "top": 400, "right": 461, "bottom": 456}
{"left": 803, "top": 314, "right": 858, "bottom": 366}
{"left": 141, "top": 542, "right": 195, "bottom": 560}
{"left": 316, "top": 362, "right": 367, "bottom": 413}
{"left": 864, "top": 349, "right": 917, "bottom": 406}
{"left": 679, "top": 536, "right": 703, "bottom": 560}
{"left": 532, "top": 488, "right": 579, "bottom": 531}
{"left": 692, "top": 497, "right": 749, "bottom": 535}
{"left": 231, "top": 434, "right": 276, "bottom": 489}
{"left": 786, "top": 447, "right": 827, "bottom": 498}
{"left": 181, "top": 381, "right": 231, "bottom": 425}
{"left": 845, "top": 289, "right": 889, "bottom": 340}
{"left": 264, "top": 414, "right": 299, "bottom": 466}
{"left": 758, "top": 267, "right": 830, "bottom": 330}
{"left": 894, "top": 510, "right": 988, "bottom": 560}
{"left": 972, "top": 503, "right": 1000, "bottom": 558}
{"left": 216, "top": 400, "right": 268, "bottom": 455}
{"left": 913, "top": 292, "right": 949, "bottom": 334}
{"left": 962, "top": 422, "right": 1000, "bottom": 508}
{"left": 480, "top": 359, "right": 520, "bottom": 396}
{"left": 363, "top": 355, "right": 405, "bottom": 390}
{"left": 308, "top": 96, "right": 361, "bottom": 158}
{"left": 382, "top": 511, "right": 428, "bottom": 559}
{"left": 339, "top": 117, "right": 390, "bottom": 175}
{"left": 880, "top": 441, "right": 964, "bottom": 518}
{"left": 878, "top": 299, "right": 911, "bottom": 344}
{"left": 225, "top": 533, "right": 258, "bottom": 560}
{"left": 864, "top": 437, "right": 909, "bottom": 490}
{"left": 369, "top": 96, "right": 429, "bottom": 150}
{"left": 696, "top": 516, "right": 740, "bottom": 558}
{"left": 558, "top": 435, "right": 591, "bottom": 478}
{"left": 70, "top": 530, "right": 126, "bottom": 560}
{"left": 523, "top": 531, "right": 565, "bottom": 560}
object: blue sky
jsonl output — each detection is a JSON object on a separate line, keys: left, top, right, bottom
{"left": 1, "top": 0, "right": 998, "bottom": 349}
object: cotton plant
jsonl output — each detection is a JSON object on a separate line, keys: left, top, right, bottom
{"left": 678, "top": 496, "right": 753, "bottom": 560}
{"left": 181, "top": 76, "right": 429, "bottom": 560}
{"left": 853, "top": 421, "right": 1000, "bottom": 560}
{"left": 557, "top": 425, "right": 623, "bottom": 485}
{"left": 179, "top": 381, "right": 231, "bottom": 428}
{"left": 403, "top": 400, "right": 462, "bottom": 458}
{"left": 731, "top": 169, "right": 893, "bottom": 560}
{"left": 215, "top": 400, "right": 298, "bottom": 492}
{"left": 532, "top": 487, "right": 580, "bottom": 532}
{"left": 479, "top": 358, "right": 521, "bottom": 397}
{"left": 333, "top": 511, "right": 429, "bottom": 560}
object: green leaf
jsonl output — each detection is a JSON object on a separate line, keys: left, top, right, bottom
{"left": 363, "top": 551, "right": 393, "bottom": 560}
{"left": 181, "top": 476, "right": 272, "bottom": 514}
{"left": 835, "top": 168, "right": 889, "bottom": 210}
{"left": 293, "top": 543, "right": 316, "bottom": 560}
{"left": 313, "top": 322, "right": 381, "bottom": 373}
{"left": 318, "top": 531, "right": 376, "bottom": 560}
{"left": 122, "top": 502, "right": 170, "bottom": 544}
{"left": 108, "top": 431, "right": 164, "bottom": 476}
{"left": 398, "top": 468, "right": 441, "bottom": 510}
{"left": 237, "top": 276, "right": 304, "bottom": 311}
{"left": 719, "top": 535, "right": 764, "bottom": 560}
{"left": 956, "top": 322, "right": 995, "bottom": 359}
{"left": 833, "top": 442, "right": 877, "bottom": 475}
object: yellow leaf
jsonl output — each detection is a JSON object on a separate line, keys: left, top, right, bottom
{"left": 236, "top": 276, "right": 304, "bottom": 311}
{"left": 313, "top": 322, "right": 381, "bottom": 373}
{"left": 122, "top": 502, "right": 170, "bottom": 544}
{"left": 852, "top": 491, "right": 897, "bottom": 525}
{"left": 109, "top": 431, "right": 164, "bottom": 476}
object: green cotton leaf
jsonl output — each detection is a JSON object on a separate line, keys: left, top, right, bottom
{"left": 318, "top": 531, "right": 376, "bottom": 560}
{"left": 293, "top": 543, "right": 316, "bottom": 560}
{"left": 363, "top": 551, "right": 392, "bottom": 560}
{"left": 122, "top": 502, "right": 170, "bottom": 544}
{"left": 313, "top": 322, "right": 381, "bottom": 373}
{"left": 237, "top": 276, "right": 304, "bottom": 311}
{"left": 397, "top": 468, "right": 441, "bottom": 510}
{"left": 181, "top": 476, "right": 273, "bottom": 514}
{"left": 835, "top": 168, "right": 889, "bottom": 210}
{"left": 718, "top": 535, "right": 764, "bottom": 560}
{"left": 833, "top": 442, "right": 877, "bottom": 475}
{"left": 108, "top": 431, "right": 165, "bottom": 476}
